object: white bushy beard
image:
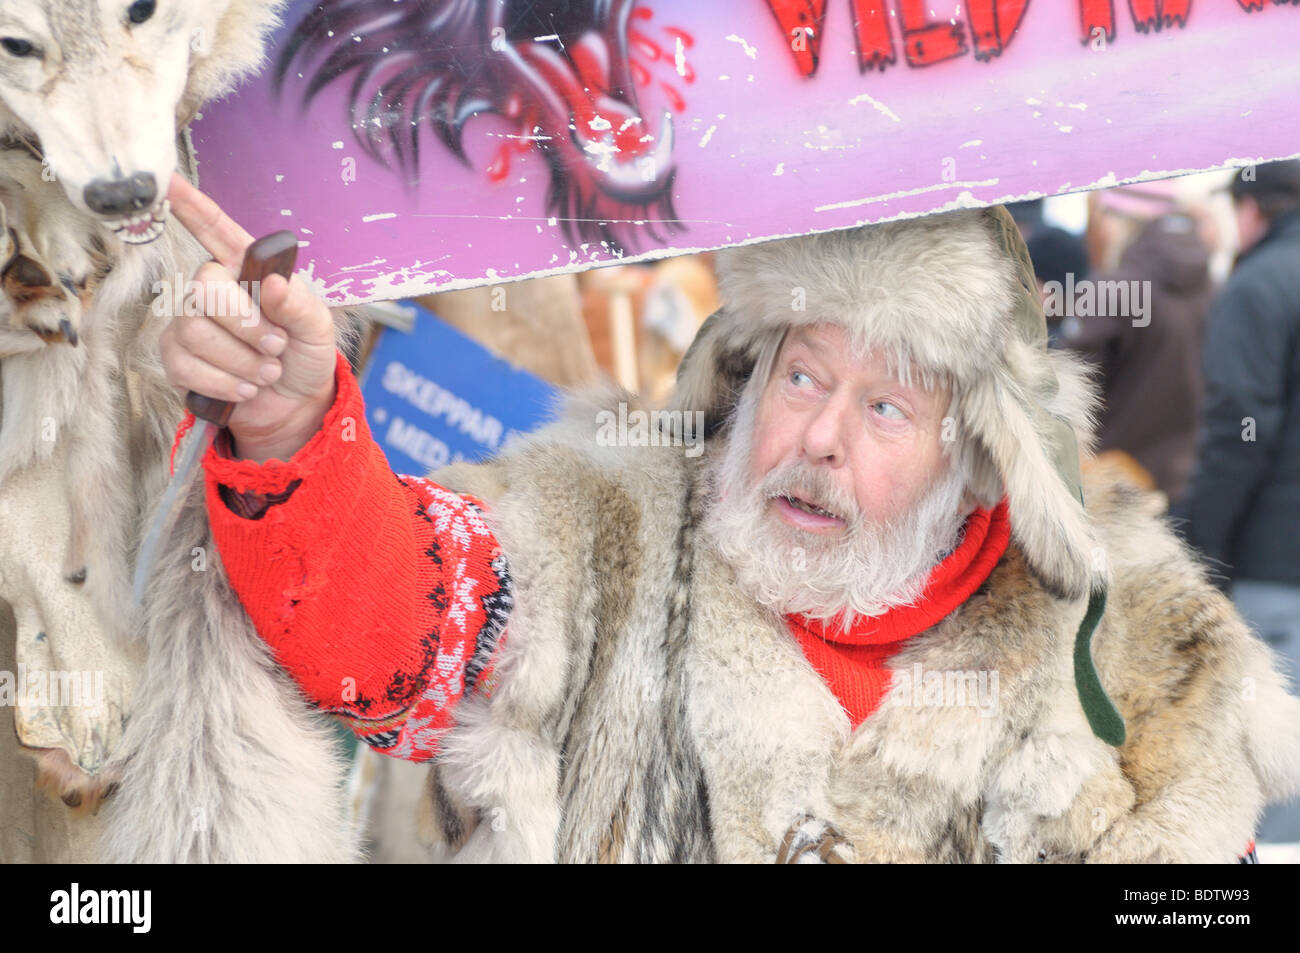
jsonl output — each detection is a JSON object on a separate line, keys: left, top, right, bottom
{"left": 703, "top": 376, "right": 971, "bottom": 631}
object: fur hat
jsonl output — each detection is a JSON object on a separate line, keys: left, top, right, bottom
{"left": 672, "top": 206, "right": 1126, "bottom": 746}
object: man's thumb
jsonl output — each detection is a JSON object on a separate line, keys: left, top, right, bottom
{"left": 258, "top": 273, "right": 332, "bottom": 343}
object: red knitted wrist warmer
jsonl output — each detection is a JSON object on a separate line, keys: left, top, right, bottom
{"left": 197, "top": 350, "right": 512, "bottom": 762}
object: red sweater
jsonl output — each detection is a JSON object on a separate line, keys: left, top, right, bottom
{"left": 198, "top": 351, "right": 511, "bottom": 760}
{"left": 195, "top": 350, "right": 1009, "bottom": 761}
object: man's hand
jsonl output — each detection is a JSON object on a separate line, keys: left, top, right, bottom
{"left": 159, "top": 173, "right": 338, "bottom": 464}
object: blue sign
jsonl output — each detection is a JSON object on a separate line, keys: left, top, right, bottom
{"left": 359, "top": 303, "right": 559, "bottom": 478}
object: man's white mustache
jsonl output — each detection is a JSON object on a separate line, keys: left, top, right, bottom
{"left": 759, "top": 463, "right": 859, "bottom": 525}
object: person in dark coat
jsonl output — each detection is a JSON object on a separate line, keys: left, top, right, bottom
{"left": 1060, "top": 209, "right": 1213, "bottom": 504}
{"left": 1186, "top": 159, "right": 1300, "bottom": 844}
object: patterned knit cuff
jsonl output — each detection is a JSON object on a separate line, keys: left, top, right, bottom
{"left": 328, "top": 482, "right": 513, "bottom": 764}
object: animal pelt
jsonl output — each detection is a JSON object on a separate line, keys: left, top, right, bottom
{"left": 100, "top": 446, "right": 364, "bottom": 863}
{"left": 0, "top": 144, "right": 164, "bottom": 817}
{"left": 94, "top": 270, "right": 366, "bottom": 863}
{"left": 0, "top": 142, "right": 172, "bottom": 641}
{"left": 87, "top": 194, "right": 365, "bottom": 862}
{"left": 415, "top": 387, "right": 1300, "bottom": 863}
{"left": 0, "top": 0, "right": 370, "bottom": 860}
{"left": 0, "top": 0, "right": 294, "bottom": 671}
{"left": 0, "top": 135, "right": 366, "bottom": 859}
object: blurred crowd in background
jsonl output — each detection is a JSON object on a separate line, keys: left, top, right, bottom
{"left": 1019, "top": 167, "right": 1300, "bottom": 841}
{"left": 406, "top": 159, "right": 1300, "bottom": 842}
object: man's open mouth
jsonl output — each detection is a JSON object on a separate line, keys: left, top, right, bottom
{"left": 104, "top": 199, "right": 170, "bottom": 245}
{"left": 780, "top": 495, "right": 842, "bottom": 521}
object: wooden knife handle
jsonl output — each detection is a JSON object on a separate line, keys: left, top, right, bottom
{"left": 184, "top": 230, "right": 300, "bottom": 426}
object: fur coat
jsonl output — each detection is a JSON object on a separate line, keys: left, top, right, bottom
{"left": 99, "top": 203, "right": 1300, "bottom": 864}
{"left": 414, "top": 390, "right": 1300, "bottom": 863}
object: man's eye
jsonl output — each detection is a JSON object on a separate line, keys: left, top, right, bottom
{"left": 872, "top": 400, "right": 905, "bottom": 421}
{"left": 790, "top": 370, "right": 813, "bottom": 388}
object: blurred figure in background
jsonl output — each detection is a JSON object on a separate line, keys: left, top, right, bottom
{"left": 1026, "top": 225, "right": 1090, "bottom": 348}
{"left": 1061, "top": 183, "right": 1214, "bottom": 504}
{"left": 1186, "top": 161, "right": 1300, "bottom": 845}
{"left": 1005, "top": 198, "right": 1045, "bottom": 240}
{"left": 578, "top": 253, "right": 719, "bottom": 403}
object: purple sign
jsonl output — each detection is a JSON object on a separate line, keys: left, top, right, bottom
{"left": 190, "top": 0, "right": 1300, "bottom": 305}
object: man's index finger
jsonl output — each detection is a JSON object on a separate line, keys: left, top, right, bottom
{"left": 166, "top": 172, "right": 256, "bottom": 271}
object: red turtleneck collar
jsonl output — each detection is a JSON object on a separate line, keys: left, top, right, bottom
{"left": 784, "top": 498, "right": 1011, "bottom": 728}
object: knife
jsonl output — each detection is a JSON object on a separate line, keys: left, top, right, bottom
{"left": 131, "top": 231, "right": 299, "bottom": 608}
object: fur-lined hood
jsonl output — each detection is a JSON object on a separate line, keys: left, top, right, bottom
{"left": 671, "top": 207, "right": 1125, "bottom": 745}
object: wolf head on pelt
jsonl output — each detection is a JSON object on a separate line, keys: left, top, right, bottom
{"left": 0, "top": 0, "right": 287, "bottom": 244}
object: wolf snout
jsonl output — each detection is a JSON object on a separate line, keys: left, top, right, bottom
{"left": 83, "top": 172, "right": 157, "bottom": 217}
{"left": 82, "top": 172, "right": 170, "bottom": 243}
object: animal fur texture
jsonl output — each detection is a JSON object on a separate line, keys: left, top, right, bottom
{"left": 101, "top": 459, "right": 362, "bottom": 863}
{"left": 0, "top": 0, "right": 366, "bottom": 862}
{"left": 0, "top": 0, "right": 288, "bottom": 221}
{"left": 420, "top": 384, "right": 1300, "bottom": 862}
{"left": 1, "top": 0, "right": 1294, "bottom": 864}
{"left": 409, "top": 207, "right": 1300, "bottom": 862}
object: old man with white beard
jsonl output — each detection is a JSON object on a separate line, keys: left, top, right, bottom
{"left": 708, "top": 322, "right": 975, "bottom": 626}
{"left": 157, "top": 175, "right": 1300, "bottom": 863}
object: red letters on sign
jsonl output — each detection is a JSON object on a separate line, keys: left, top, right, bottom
{"left": 968, "top": 0, "right": 1031, "bottom": 60}
{"left": 851, "top": 0, "right": 896, "bottom": 72}
{"left": 773, "top": 0, "right": 1030, "bottom": 76}
{"left": 764, "top": 0, "right": 829, "bottom": 77}
{"left": 899, "top": 0, "right": 968, "bottom": 66}
{"left": 767, "top": 0, "right": 1220, "bottom": 79}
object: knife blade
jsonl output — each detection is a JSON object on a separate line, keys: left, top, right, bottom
{"left": 131, "top": 231, "right": 300, "bottom": 608}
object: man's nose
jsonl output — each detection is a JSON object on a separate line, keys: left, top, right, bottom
{"left": 83, "top": 172, "right": 157, "bottom": 216}
{"left": 800, "top": 394, "right": 849, "bottom": 466}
